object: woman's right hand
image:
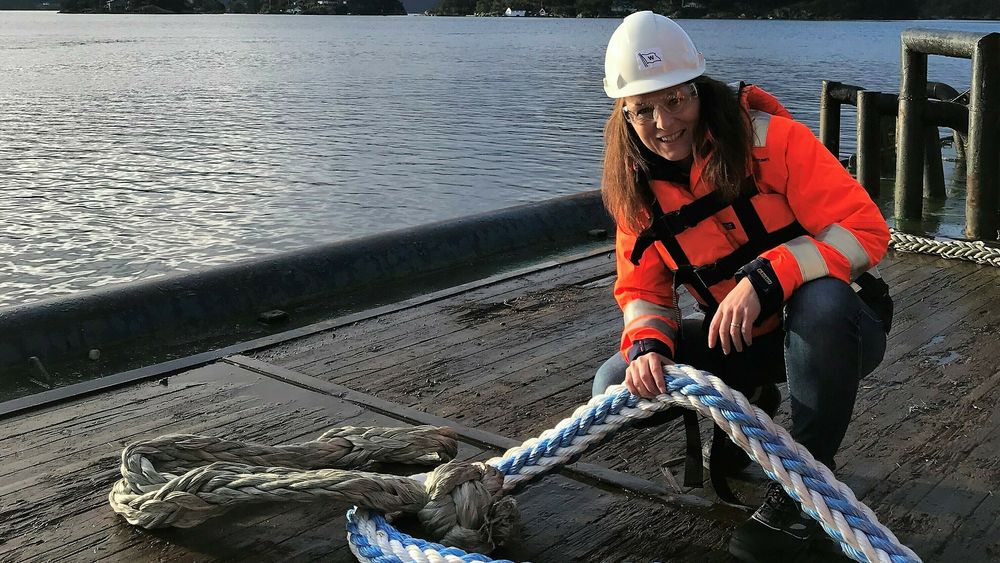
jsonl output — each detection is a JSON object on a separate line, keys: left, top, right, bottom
{"left": 625, "top": 352, "right": 674, "bottom": 398}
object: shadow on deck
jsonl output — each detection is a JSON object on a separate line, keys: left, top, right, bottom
{"left": 2, "top": 247, "right": 999, "bottom": 562}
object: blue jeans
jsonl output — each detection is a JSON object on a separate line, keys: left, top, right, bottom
{"left": 592, "top": 278, "right": 887, "bottom": 469}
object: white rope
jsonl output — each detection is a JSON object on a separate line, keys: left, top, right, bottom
{"left": 890, "top": 228, "right": 1000, "bottom": 267}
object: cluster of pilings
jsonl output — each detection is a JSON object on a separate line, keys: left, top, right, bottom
{"left": 819, "top": 80, "right": 966, "bottom": 199}
{"left": 819, "top": 29, "right": 1000, "bottom": 240}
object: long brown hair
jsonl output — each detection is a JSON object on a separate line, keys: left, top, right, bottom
{"left": 601, "top": 75, "right": 752, "bottom": 235}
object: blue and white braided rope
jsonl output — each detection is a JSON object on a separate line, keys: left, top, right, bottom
{"left": 347, "top": 508, "right": 512, "bottom": 563}
{"left": 348, "top": 363, "right": 921, "bottom": 563}
{"left": 890, "top": 228, "right": 1000, "bottom": 268}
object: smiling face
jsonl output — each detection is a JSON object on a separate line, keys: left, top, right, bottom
{"left": 623, "top": 82, "right": 700, "bottom": 163}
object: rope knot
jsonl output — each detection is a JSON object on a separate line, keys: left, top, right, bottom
{"left": 416, "top": 461, "right": 520, "bottom": 553}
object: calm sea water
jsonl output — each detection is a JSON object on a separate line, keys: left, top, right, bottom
{"left": 2, "top": 13, "right": 998, "bottom": 307}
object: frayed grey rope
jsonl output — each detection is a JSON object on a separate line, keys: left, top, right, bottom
{"left": 109, "top": 425, "right": 457, "bottom": 528}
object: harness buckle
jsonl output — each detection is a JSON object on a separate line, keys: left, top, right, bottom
{"left": 693, "top": 263, "right": 722, "bottom": 288}
{"left": 629, "top": 235, "right": 656, "bottom": 265}
{"left": 660, "top": 208, "right": 696, "bottom": 235}
{"left": 674, "top": 264, "right": 715, "bottom": 288}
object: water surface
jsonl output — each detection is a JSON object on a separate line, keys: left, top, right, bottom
{"left": 2, "top": 13, "right": 997, "bottom": 306}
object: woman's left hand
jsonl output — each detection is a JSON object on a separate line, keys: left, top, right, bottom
{"left": 708, "top": 278, "right": 761, "bottom": 354}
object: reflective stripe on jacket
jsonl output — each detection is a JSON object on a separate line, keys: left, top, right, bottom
{"left": 613, "top": 86, "right": 890, "bottom": 360}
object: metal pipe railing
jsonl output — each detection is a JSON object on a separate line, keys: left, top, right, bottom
{"left": 965, "top": 33, "right": 1000, "bottom": 240}
{"left": 819, "top": 80, "right": 967, "bottom": 199}
{"left": 923, "top": 124, "right": 946, "bottom": 199}
{"left": 898, "top": 29, "right": 1000, "bottom": 240}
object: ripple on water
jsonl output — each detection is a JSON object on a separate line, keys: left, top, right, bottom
{"left": 0, "top": 14, "right": 989, "bottom": 306}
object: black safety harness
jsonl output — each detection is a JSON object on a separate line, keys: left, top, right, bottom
{"left": 628, "top": 168, "right": 891, "bottom": 503}
{"left": 629, "top": 173, "right": 807, "bottom": 312}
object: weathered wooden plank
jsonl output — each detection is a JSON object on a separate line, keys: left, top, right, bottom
{"left": 300, "top": 279, "right": 619, "bottom": 387}
{"left": 0, "top": 402, "right": 347, "bottom": 509}
{"left": 0, "top": 363, "right": 486, "bottom": 563}
{"left": 821, "top": 263, "right": 1000, "bottom": 559}
{"left": 5, "top": 249, "right": 999, "bottom": 563}
{"left": 880, "top": 248, "right": 926, "bottom": 273}
{"left": 529, "top": 496, "right": 734, "bottom": 562}
{"left": 883, "top": 261, "right": 996, "bottom": 345}
{"left": 0, "top": 381, "right": 211, "bottom": 443}
{"left": 403, "top": 333, "right": 610, "bottom": 422}
{"left": 1, "top": 361, "right": 733, "bottom": 563}
{"left": 0, "top": 384, "right": 362, "bottom": 482}
{"left": 270, "top": 257, "right": 705, "bottom": 389}
{"left": 0, "top": 383, "right": 262, "bottom": 468}
{"left": 931, "top": 418, "right": 1000, "bottom": 560}
{"left": 846, "top": 288, "right": 996, "bottom": 435}
{"left": 258, "top": 251, "right": 616, "bottom": 372}
{"left": 422, "top": 320, "right": 619, "bottom": 414}
{"left": 883, "top": 249, "right": 957, "bottom": 289}
{"left": 448, "top": 341, "right": 617, "bottom": 436}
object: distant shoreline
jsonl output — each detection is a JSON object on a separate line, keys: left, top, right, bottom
{"left": 424, "top": 2, "right": 999, "bottom": 20}
{"left": 4, "top": 6, "right": 1000, "bottom": 19}
{"left": 427, "top": 13, "right": 1000, "bottom": 20}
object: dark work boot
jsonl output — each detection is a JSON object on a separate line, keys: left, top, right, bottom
{"left": 707, "top": 383, "right": 782, "bottom": 475}
{"left": 728, "top": 481, "right": 819, "bottom": 563}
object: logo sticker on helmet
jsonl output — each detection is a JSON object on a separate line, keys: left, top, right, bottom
{"left": 637, "top": 49, "right": 663, "bottom": 69}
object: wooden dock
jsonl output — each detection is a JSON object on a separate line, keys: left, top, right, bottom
{"left": 2, "top": 246, "right": 999, "bottom": 562}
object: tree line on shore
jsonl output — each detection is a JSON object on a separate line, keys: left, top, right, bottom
{"left": 55, "top": 0, "right": 404, "bottom": 14}
{"left": 429, "top": 0, "right": 999, "bottom": 19}
{"left": 3, "top": 0, "right": 994, "bottom": 17}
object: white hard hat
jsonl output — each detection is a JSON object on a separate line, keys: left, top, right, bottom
{"left": 603, "top": 11, "right": 706, "bottom": 99}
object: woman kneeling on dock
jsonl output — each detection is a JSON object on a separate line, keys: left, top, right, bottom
{"left": 592, "top": 11, "right": 893, "bottom": 563}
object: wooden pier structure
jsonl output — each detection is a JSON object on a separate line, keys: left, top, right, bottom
{"left": 3, "top": 246, "right": 1000, "bottom": 562}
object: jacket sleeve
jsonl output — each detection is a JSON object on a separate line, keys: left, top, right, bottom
{"left": 759, "top": 119, "right": 890, "bottom": 301}
{"left": 613, "top": 225, "right": 679, "bottom": 361}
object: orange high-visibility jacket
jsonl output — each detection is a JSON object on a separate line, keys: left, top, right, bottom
{"left": 614, "top": 85, "right": 890, "bottom": 360}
